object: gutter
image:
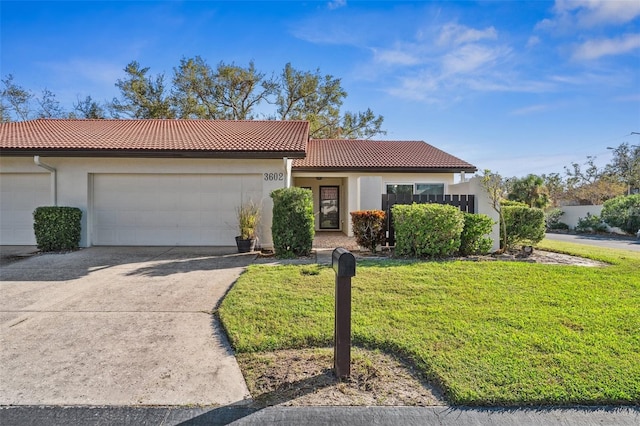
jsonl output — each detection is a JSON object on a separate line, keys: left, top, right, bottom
{"left": 34, "top": 156, "right": 57, "bottom": 206}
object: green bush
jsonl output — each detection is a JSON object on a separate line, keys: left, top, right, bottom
{"left": 459, "top": 213, "right": 494, "bottom": 255}
{"left": 270, "top": 187, "right": 314, "bottom": 258}
{"left": 392, "top": 203, "right": 464, "bottom": 258}
{"left": 350, "top": 210, "right": 386, "bottom": 253}
{"left": 575, "top": 213, "right": 608, "bottom": 233}
{"left": 33, "top": 206, "right": 82, "bottom": 252}
{"left": 548, "top": 222, "right": 570, "bottom": 230}
{"left": 544, "top": 208, "right": 564, "bottom": 230}
{"left": 601, "top": 194, "right": 640, "bottom": 234}
{"left": 501, "top": 206, "right": 545, "bottom": 249}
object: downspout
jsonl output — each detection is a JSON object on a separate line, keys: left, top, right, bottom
{"left": 283, "top": 157, "right": 293, "bottom": 188}
{"left": 34, "top": 156, "right": 57, "bottom": 206}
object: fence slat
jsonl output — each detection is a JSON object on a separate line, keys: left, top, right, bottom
{"left": 382, "top": 194, "right": 475, "bottom": 246}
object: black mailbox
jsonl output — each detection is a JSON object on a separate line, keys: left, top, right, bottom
{"left": 332, "top": 247, "right": 356, "bottom": 278}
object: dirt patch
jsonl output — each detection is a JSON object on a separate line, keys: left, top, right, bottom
{"left": 237, "top": 347, "right": 445, "bottom": 407}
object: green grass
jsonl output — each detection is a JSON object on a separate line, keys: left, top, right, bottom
{"left": 219, "top": 240, "right": 640, "bottom": 406}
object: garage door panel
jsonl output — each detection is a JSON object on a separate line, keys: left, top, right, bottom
{"left": 0, "top": 173, "right": 50, "bottom": 245}
{"left": 93, "top": 174, "right": 261, "bottom": 246}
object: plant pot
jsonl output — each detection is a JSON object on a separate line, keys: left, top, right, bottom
{"left": 235, "top": 236, "right": 256, "bottom": 253}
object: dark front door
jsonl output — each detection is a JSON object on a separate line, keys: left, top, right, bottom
{"left": 320, "top": 186, "right": 340, "bottom": 229}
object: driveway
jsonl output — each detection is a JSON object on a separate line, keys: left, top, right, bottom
{"left": 0, "top": 246, "right": 253, "bottom": 406}
{"left": 545, "top": 232, "right": 640, "bottom": 251}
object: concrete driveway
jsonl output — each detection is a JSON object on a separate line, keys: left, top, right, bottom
{"left": 0, "top": 246, "right": 253, "bottom": 406}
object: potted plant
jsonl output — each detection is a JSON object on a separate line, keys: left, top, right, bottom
{"left": 235, "top": 201, "right": 260, "bottom": 253}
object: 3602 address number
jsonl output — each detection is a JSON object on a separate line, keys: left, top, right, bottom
{"left": 264, "top": 172, "right": 284, "bottom": 181}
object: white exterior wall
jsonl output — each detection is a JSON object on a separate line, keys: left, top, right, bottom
{"left": 0, "top": 156, "right": 288, "bottom": 247}
{"left": 450, "top": 177, "right": 501, "bottom": 252}
{"left": 560, "top": 205, "right": 603, "bottom": 230}
{"left": 294, "top": 171, "right": 457, "bottom": 237}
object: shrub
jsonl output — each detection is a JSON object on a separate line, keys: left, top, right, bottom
{"left": 501, "top": 206, "right": 545, "bottom": 249}
{"left": 392, "top": 203, "right": 464, "bottom": 258}
{"left": 500, "top": 199, "right": 528, "bottom": 207}
{"left": 270, "top": 187, "right": 314, "bottom": 258}
{"left": 575, "top": 213, "right": 608, "bottom": 233}
{"left": 545, "top": 208, "right": 564, "bottom": 230}
{"left": 459, "top": 213, "right": 494, "bottom": 256}
{"left": 350, "top": 210, "right": 386, "bottom": 253}
{"left": 549, "top": 222, "right": 570, "bottom": 230}
{"left": 601, "top": 194, "right": 640, "bottom": 235}
{"left": 33, "top": 206, "right": 82, "bottom": 252}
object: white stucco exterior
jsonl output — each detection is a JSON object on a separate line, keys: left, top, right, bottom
{"left": 0, "top": 156, "right": 289, "bottom": 247}
{"left": 294, "top": 171, "right": 457, "bottom": 237}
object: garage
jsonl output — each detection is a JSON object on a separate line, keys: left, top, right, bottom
{"left": 0, "top": 173, "right": 51, "bottom": 245}
{"left": 92, "top": 173, "right": 262, "bottom": 246}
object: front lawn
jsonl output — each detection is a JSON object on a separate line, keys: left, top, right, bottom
{"left": 219, "top": 240, "right": 640, "bottom": 406}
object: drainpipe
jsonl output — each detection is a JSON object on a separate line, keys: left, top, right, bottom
{"left": 34, "top": 156, "right": 57, "bottom": 206}
{"left": 283, "top": 157, "right": 293, "bottom": 188}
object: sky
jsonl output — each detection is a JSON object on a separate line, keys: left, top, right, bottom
{"left": 1, "top": 0, "right": 639, "bottom": 178}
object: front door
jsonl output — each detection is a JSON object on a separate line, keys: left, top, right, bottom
{"left": 319, "top": 186, "right": 340, "bottom": 229}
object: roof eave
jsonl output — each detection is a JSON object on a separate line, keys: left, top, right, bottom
{"left": 292, "top": 166, "right": 478, "bottom": 173}
{"left": 0, "top": 148, "right": 306, "bottom": 159}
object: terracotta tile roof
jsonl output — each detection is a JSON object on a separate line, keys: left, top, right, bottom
{"left": 293, "top": 139, "right": 477, "bottom": 172}
{"left": 0, "top": 119, "right": 309, "bottom": 157}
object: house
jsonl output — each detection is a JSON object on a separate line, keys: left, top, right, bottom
{"left": 0, "top": 119, "right": 478, "bottom": 248}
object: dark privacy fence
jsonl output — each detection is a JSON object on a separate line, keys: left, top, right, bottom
{"left": 381, "top": 194, "right": 476, "bottom": 246}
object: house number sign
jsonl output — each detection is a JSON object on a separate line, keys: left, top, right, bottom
{"left": 264, "top": 172, "right": 284, "bottom": 181}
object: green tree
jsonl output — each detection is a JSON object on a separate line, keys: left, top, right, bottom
{"left": 564, "top": 156, "right": 625, "bottom": 205}
{"left": 601, "top": 194, "right": 640, "bottom": 234}
{"left": 1, "top": 74, "right": 33, "bottom": 121}
{"left": 541, "top": 173, "right": 565, "bottom": 207}
{"left": 172, "top": 57, "right": 276, "bottom": 119}
{"left": 507, "top": 174, "right": 550, "bottom": 209}
{"left": 276, "top": 63, "right": 384, "bottom": 139}
{"left": 605, "top": 142, "right": 640, "bottom": 195}
{"left": 480, "top": 169, "right": 507, "bottom": 251}
{"left": 72, "top": 95, "right": 106, "bottom": 119}
{"left": 36, "top": 88, "right": 65, "bottom": 118}
{"left": 111, "top": 61, "right": 175, "bottom": 119}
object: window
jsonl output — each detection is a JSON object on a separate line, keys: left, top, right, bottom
{"left": 386, "top": 184, "right": 413, "bottom": 195}
{"left": 415, "top": 183, "right": 445, "bottom": 196}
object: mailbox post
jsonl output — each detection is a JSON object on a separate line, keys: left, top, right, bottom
{"left": 332, "top": 247, "right": 356, "bottom": 379}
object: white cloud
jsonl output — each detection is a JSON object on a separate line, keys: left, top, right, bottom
{"left": 437, "top": 23, "right": 497, "bottom": 47}
{"left": 373, "top": 48, "right": 421, "bottom": 66}
{"left": 43, "top": 58, "right": 124, "bottom": 86}
{"left": 555, "top": 0, "right": 640, "bottom": 27}
{"left": 526, "top": 36, "right": 540, "bottom": 48}
{"left": 572, "top": 33, "right": 640, "bottom": 60}
{"left": 327, "top": 0, "right": 346, "bottom": 11}
{"left": 538, "top": 0, "right": 640, "bottom": 31}
{"left": 442, "top": 44, "right": 507, "bottom": 75}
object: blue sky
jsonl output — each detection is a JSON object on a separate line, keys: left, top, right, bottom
{"left": 1, "top": 0, "right": 639, "bottom": 177}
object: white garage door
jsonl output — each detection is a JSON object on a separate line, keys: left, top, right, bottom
{"left": 0, "top": 173, "right": 51, "bottom": 245}
{"left": 92, "top": 174, "right": 262, "bottom": 246}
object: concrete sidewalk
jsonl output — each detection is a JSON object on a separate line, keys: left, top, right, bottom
{"left": 0, "top": 246, "right": 253, "bottom": 406}
{"left": 1, "top": 405, "right": 638, "bottom": 425}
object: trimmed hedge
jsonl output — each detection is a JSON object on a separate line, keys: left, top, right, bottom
{"left": 601, "top": 194, "right": 640, "bottom": 234}
{"left": 33, "top": 206, "right": 82, "bottom": 252}
{"left": 501, "top": 205, "right": 545, "bottom": 249}
{"left": 350, "top": 210, "right": 386, "bottom": 253}
{"left": 459, "top": 212, "right": 494, "bottom": 256}
{"left": 392, "top": 203, "right": 464, "bottom": 258}
{"left": 270, "top": 187, "right": 315, "bottom": 258}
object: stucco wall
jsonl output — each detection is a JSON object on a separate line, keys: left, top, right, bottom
{"left": 1, "top": 156, "right": 287, "bottom": 247}
{"left": 450, "top": 177, "right": 501, "bottom": 252}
